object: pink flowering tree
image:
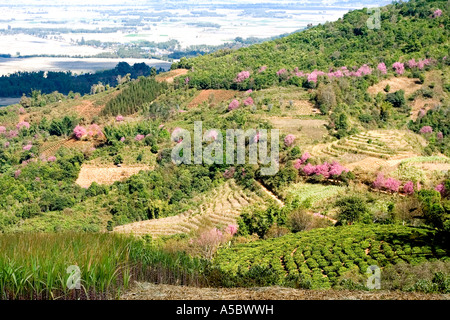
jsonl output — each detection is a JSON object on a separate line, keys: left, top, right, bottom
{"left": 419, "top": 126, "right": 433, "bottom": 134}
{"left": 243, "top": 97, "right": 254, "bottom": 106}
{"left": 87, "top": 124, "right": 104, "bottom": 138}
{"left": 0, "top": 126, "right": 6, "bottom": 135}
{"left": 403, "top": 181, "right": 414, "bottom": 195}
{"left": 433, "top": 9, "right": 442, "bottom": 18}
{"left": 435, "top": 183, "right": 445, "bottom": 196}
{"left": 392, "top": 62, "right": 405, "bottom": 75}
{"left": 135, "top": 134, "right": 145, "bottom": 141}
{"left": 191, "top": 225, "right": 238, "bottom": 260}
{"left": 205, "top": 129, "right": 219, "bottom": 141}
{"left": 16, "top": 121, "right": 30, "bottom": 130}
{"left": 293, "top": 159, "right": 303, "bottom": 170}
{"left": 258, "top": 66, "right": 267, "bottom": 73}
{"left": 301, "top": 152, "right": 310, "bottom": 163}
{"left": 234, "top": 71, "right": 250, "bottom": 83}
{"left": 47, "top": 156, "right": 57, "bottom": 162}
{"left": 385, "top": 177, "right": 401, "bottom": 192}
{"left": 223, "top": 167, "right": 235, "bottom": 179}
{"left": 116, "top": 115, "right": 124, "bottom": 122}
{"left": 377, "top": 62, "right": 387, "bottom": 75}
{"left": 284, "top": 134, "right": 295, "bottom": 147}
{"left": 437, "top": 132, "right": 443, "bottom": 140}
{"left": 373, "top": 173, "right": 386, "bottom": 190}
{"left": 228, "top": 99, "right": 240, "bottom": 111}
{"left": 14, "top": 169, "right": 21, "bottom": 179}
{"left": 302, "top": 163, "right": 315, "bottom": 176}
{"left": 22, "top": 144, "right": 32, "bottom": 151}
{"left": 73, "top": 125, "right": 87, "bottom": 139}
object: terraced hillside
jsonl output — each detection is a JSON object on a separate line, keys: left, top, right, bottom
{"left": 314, "top": 130, "right": 423, "bottom": 161}
{"left": 114, "top": 180, "right": 267, "bottom": 238}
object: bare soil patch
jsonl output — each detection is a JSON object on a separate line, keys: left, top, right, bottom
{"left": 75, "top": 164, "right": 152, "bottom": 188}
{"left": 410, "top": 97, "right": 440, "bottom": 120}
{"left": 368, "top": 77, "right": 422, "bottom": 96}
{"left": 155, "top": 69, "right": 188, "bottom": 83}
{"left": 121, "top": 282, "right": 449, "bottom": 300}
{"left": 265, "top": 117, "right": 327, "bottom": 142}
{"left": 187, "top": 89, "right": 239, "bottom": 108}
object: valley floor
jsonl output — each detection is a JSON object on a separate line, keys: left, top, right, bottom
{"left": 121, "top": 282, "right": 450, "bottom": 300}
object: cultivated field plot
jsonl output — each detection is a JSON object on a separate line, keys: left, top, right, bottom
{"left": 214, "top": 224, "right": 450, "bottom": 288}
{"left": 114, "top": 180, "right": 266, "bottom": 238}
{"left": 253, "top": 87, "right": 317, "bottom": 116}
{"left": 187, "top": 89, "right": 240, "bottom": 108}
{"left": 75, "top": 164, "right": 152, "bottom": 188}
{"left": 367, "top": 77, "right": 422, "bottom": 96}
{"left": 314, "top": 130, "right": 423, "bottom": 162}
{"left": 40, "top": 138, "right": 95, "bottom": 158}
{"left": 264, "top": 117, "right": 328, "bottom": 143}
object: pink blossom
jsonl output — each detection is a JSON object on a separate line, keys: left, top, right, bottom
{"left": 135, "top": 134, "right": 145, "bottom": 141}
{"left": 4, "top": 141, "right": 10, "bottom": 148}
{"left": 14, "top": 169, "right": 21, "bottom": 179}
{"left": 243, "top": 97, "right": 254, "bottom": 106}
{"left": 293, "top": 159, "right": 303, "bottom": 170}
{"left": 435, "top": 183, "right": 445, "bottom": 195}
{"left": 234, "top": 71, "right": 250, "bottom": 83}
{"left": 377, "top": 62, "right": 387, "bottom": 74}
{"left": 225, "top": 224, "right": 238, "bottom": 236}
{"left": 419, "top": 126, "right": 433, "bottom": 134}
{"left": 73, "top": 125, "right": 87, "bottom": 139}
{"left": 47, "top": 156, "right": 56, "bottom": 162}
{"left": 303, "top": 163, "right": 315, "bottom": 176}
{"left": 433, "top": 9, "right": 442, "bottom": 18}
{"left": 120, "top": 137, "right": 125, "bottom": 142}
{"left": 158, "top": 124, "right": 165, "bottom": 129}
{"left": 184, "top": 77, "right": 190, "bottom": 84}
{"left": 392, "top": 62, "right": 405, "bottom": 75}
{"left": 19, "top": 107, "right": 26, "bottom": 114}
{"left": 373, "top": 173, "right": 385, "bottom": 189}
{"left": 116, "top": 115, "right": 124, "bottom": 122}
{"left": 407, "top": 59, "right": 418, "bottom": 69}
{"left": 205, "top": 129, "right": 219, "bottom": 141}
{"left": 23, "top": 144, "right": 32, "bottom": 151}
{"left": 314, "top": 162, "right": 331, "bottom": 178}
{"left": 228, "top": 99, "right": 240, "bottom": 111}
{"left": 276, "top": 68, "right": 287, "bottom": 77}
{"left": 418, "top": 109, "right": 426, "bottom": 118}
{"left": 223, "top": 167, "right": 235, "bottom": 179}
{"left": 246, "top": 89, "right": 253, "bottom": 94}
{"left": 16, "top": 121, "right": 30, "bottom": 130}
{"left": 301, "top": 152, "right": 310, "bottom": 163}
{"left": 253, "top": 131, "right": 261, "bottom": 144}
{"left": 0, "top": 126, "right": 6, "bottom": 135}
{"left": 357, "top": 64, "right": 372, "bottom": 76}
{"left": 385, "top": 177, "right": 401, "bottom": 192}
{"left": 329, "top": 162, "right": 348, "bottom": 177}
{"left": 8, "top": 130, "right": 18, "bottom": 138}
{"left": 437, "top": 132, "right": 443, "bottom": 140}
{"left": 87, "top": 124, "right": 103, "bottom": 138}
{"left": 313, "top": 212, "right": 327, "bottom": 219}
{"left": 284, "top": 134, "right": 295, "bottom": 147}
{"left": 403, "top": 181, "right": 414, "bottom": 195}
{"left": 258, "top": 66, "right": 267, "bottom": 73}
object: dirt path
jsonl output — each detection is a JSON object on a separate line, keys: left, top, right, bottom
{"left": 121, "top": 282, "right": 449, "bottom": 300}
{"left": 256, "top": 181, "right": 284, "bottom": 207}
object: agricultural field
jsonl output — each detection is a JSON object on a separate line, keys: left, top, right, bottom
{"left": 214, "top": 224, "right": 449, "bottom": 290}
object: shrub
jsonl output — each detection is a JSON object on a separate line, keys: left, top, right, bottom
{"left": 336, "top": 195, "right": 369, "bottom": 225}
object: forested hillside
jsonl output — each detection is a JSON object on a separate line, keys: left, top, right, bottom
{"left": 173, "top": 0, "right": 448, "bottom": 90}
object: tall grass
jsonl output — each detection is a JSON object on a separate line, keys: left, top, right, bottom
{"left": 0, "top": 232, "right": 208, "bottom": 300}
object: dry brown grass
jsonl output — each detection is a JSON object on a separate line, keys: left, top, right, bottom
{"left": 121, "top": 282, "right": 449, "bottom": 300}
{"left": 368, "top": 77, "right": 422, "bottom": 96}
{"left": 155, "top": 69, "right": 189, "bottom": 83}
{"left": 263, "top": 116, "right": 327, "bottom": 142}
{"left": 75, "top": 164, "right": 152, "bottom": 188}
{"left": 410, "top": 97, "right": 441, "bottom": 120}
{"left": 187, "top": 89, "right": 240, "bottom": 108}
